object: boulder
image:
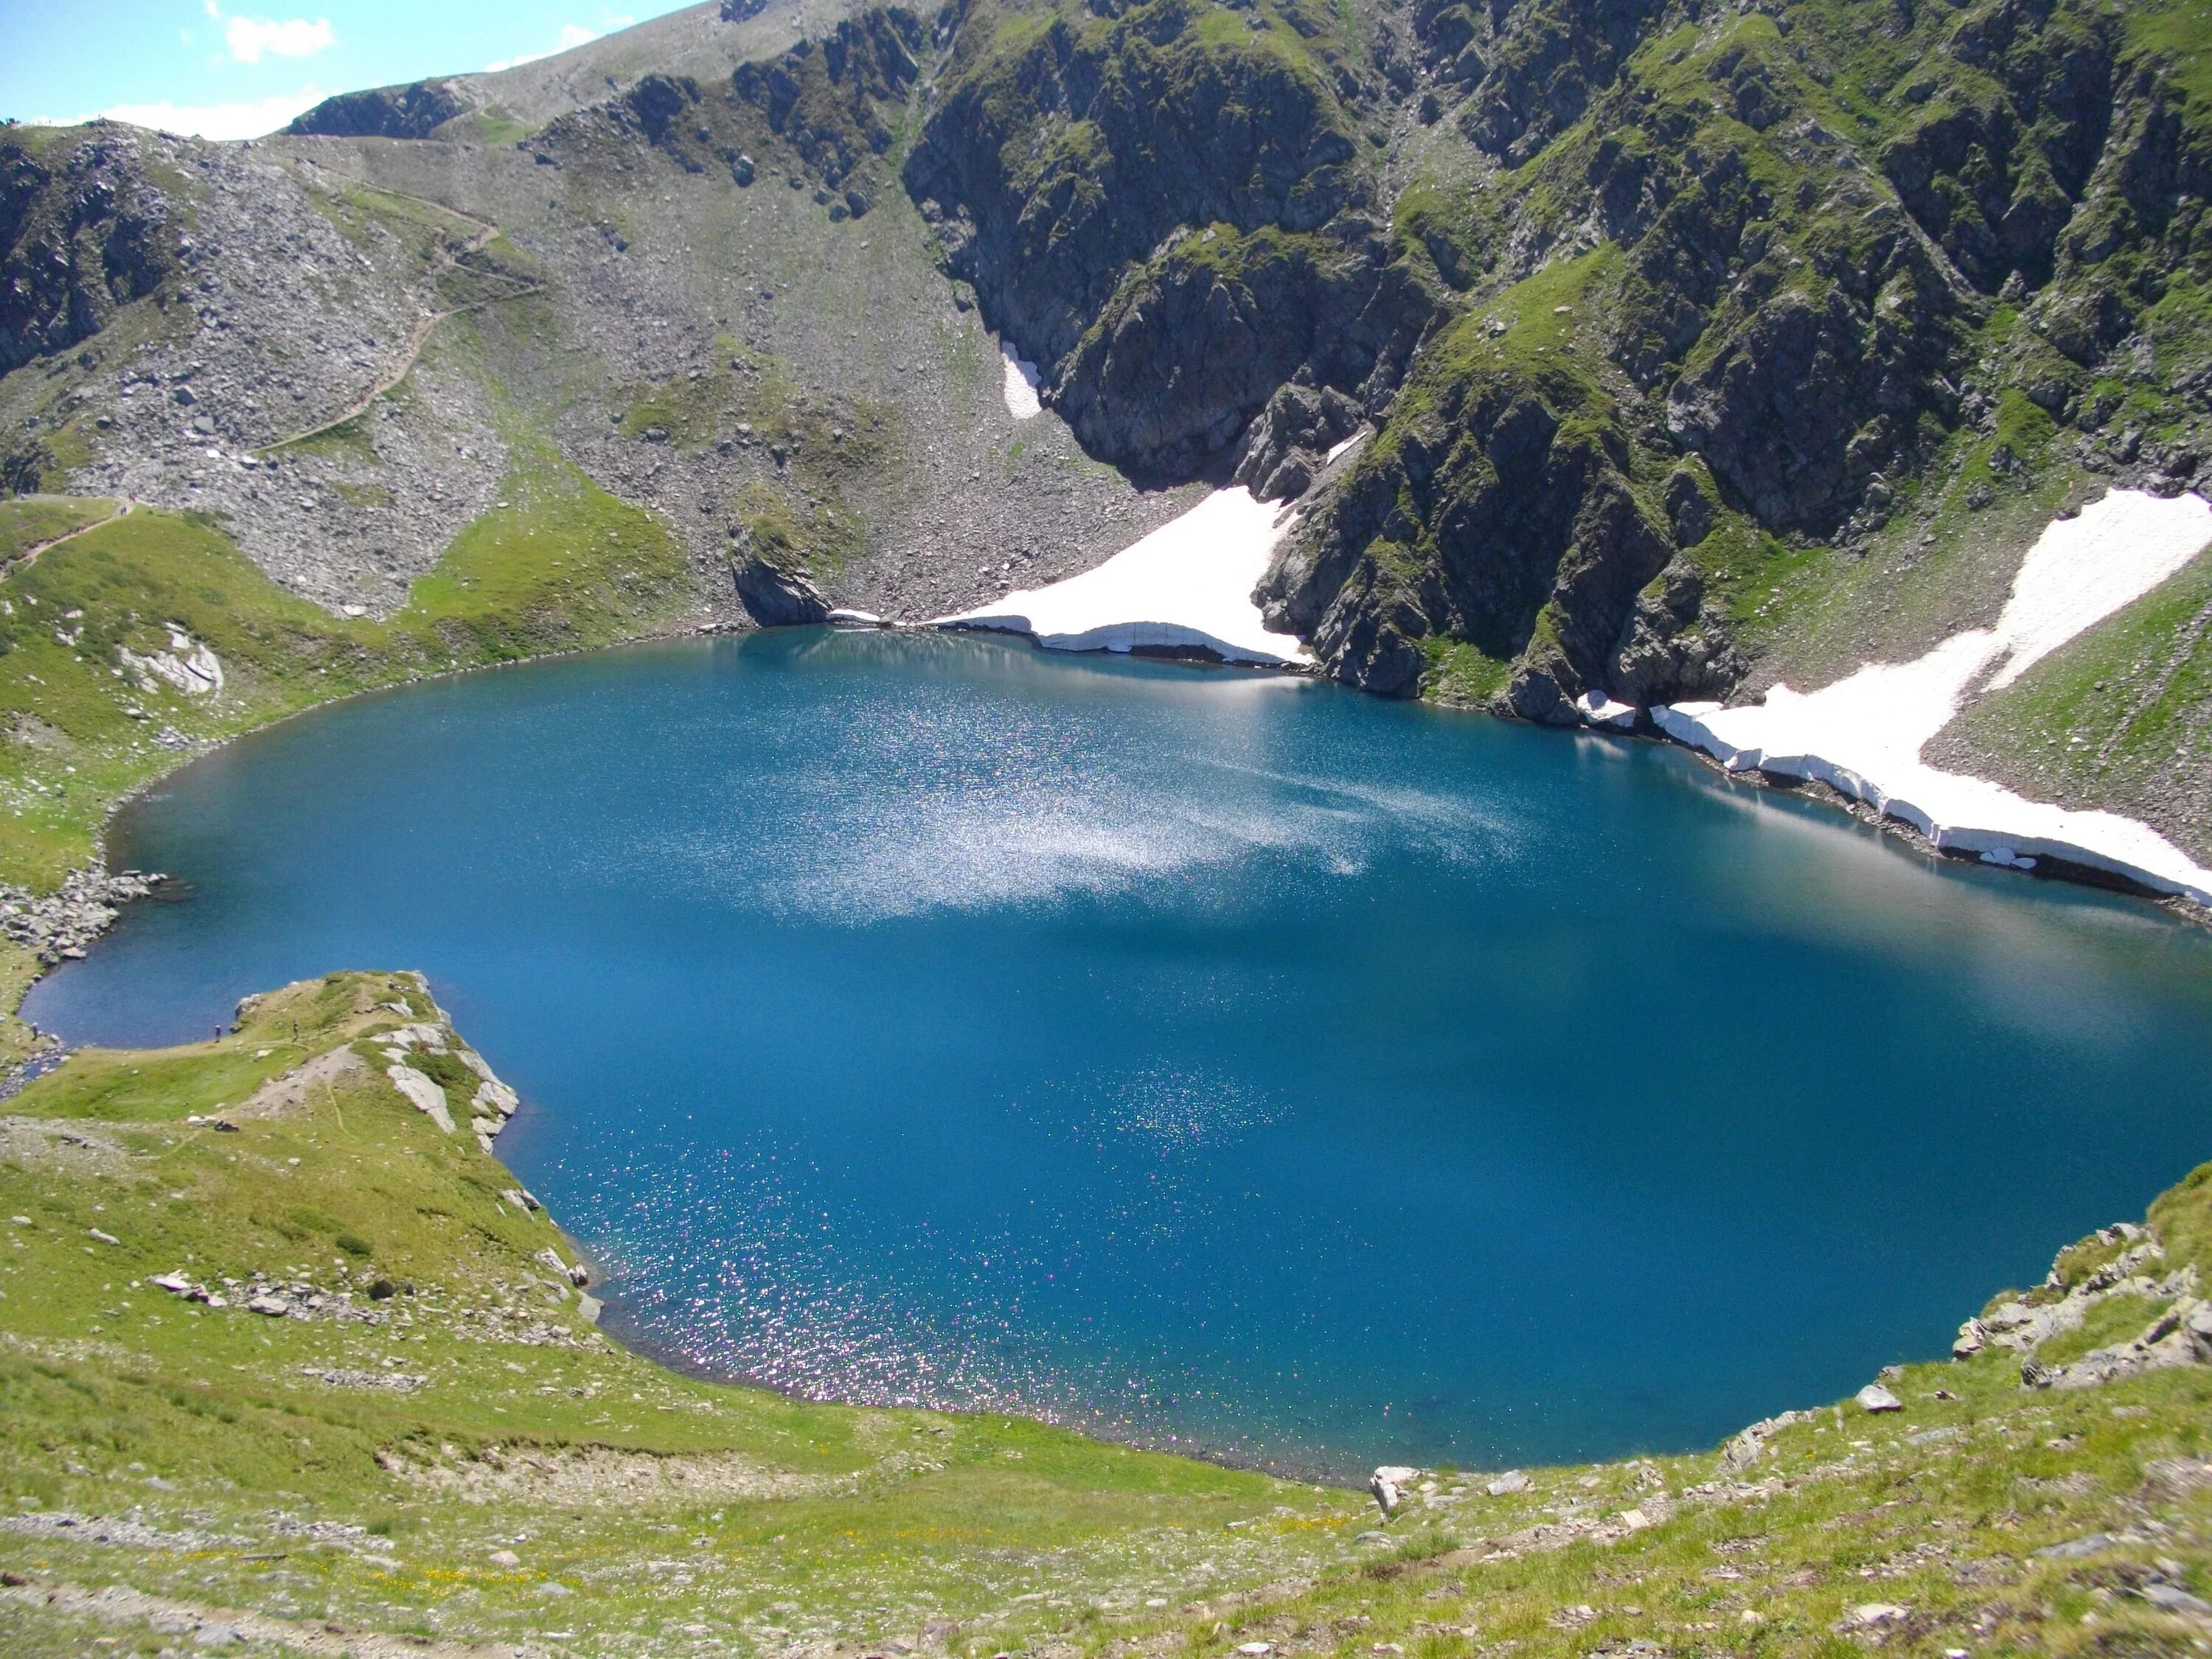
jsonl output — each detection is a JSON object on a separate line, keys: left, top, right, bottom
{"left": 1369, "top": 1463, "right": 1419, "bottom": 1514}
{"left": 734, "top": 556, "right": 832, "bottom": 626}
{"left": 1856, "top": 1383, "right": 1903, "bottom": 1413}
{"left": 386, "top": 1065, "right": 455, "bottom": 1133}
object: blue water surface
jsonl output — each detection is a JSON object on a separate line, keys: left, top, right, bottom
{"left": 27, "top": 629, "right": 2212, "bottom": 1480}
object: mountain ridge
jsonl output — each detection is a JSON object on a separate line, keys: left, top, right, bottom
{"left": 4, "top": 0, "right": 2209, "bottom": 874}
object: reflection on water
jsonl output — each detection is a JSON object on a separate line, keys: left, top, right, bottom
{"left": 29, "top": 629, "right": 2212, "bottom": 1479}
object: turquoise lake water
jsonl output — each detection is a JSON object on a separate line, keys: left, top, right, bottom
{"left": 27, "top": 629, "right": 2212, "bottom": 1481}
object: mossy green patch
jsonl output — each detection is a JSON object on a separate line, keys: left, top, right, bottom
{"left": 1422, "top": 637, "right": 1510, "bottom": 705}
{"left": 0, "top": 497, "right": 116, "bottom": 565}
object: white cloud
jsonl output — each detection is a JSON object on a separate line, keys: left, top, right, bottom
{"left": 73, "top": 85, "right": 330, "bottom": 140}
{"left": 222, "top": 14, "right": 335, "bottom": 63}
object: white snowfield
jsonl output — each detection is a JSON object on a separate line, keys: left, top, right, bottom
{"left": 1000, "top": 341, "right": 1043, "bottom": 420}
{"left": 1652, "top": 488, "right": 2212, "bottom": 905}
{"left": 936, "top": 486, "right": 1311, "bottom": 667}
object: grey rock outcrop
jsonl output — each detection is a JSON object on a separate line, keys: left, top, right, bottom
{"left": 285, "top": 82, "right": 465, "bottom": 140}
{"left": 1, "top": 131, "right": 177, "bottom": 375}
{"left": 734, "top": 555, "right": 831, "bottom": 626}
{"left": 0, "top": 867, "right": 159, "bottom": 967}
{"left": 1233, "top": 382, "right": 1365, "bottom": 503}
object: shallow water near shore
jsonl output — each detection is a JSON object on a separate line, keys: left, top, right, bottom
{"left": 29, "top": 628, "right": 2212, "bottom": 1481}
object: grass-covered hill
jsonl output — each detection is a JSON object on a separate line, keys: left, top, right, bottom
{"left": 4, "top": 970, "right": 2212, "bottom": 1655}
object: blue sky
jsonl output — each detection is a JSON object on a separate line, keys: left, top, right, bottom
{"left": 1, "top": 1, "right": 692, "bottom": 137}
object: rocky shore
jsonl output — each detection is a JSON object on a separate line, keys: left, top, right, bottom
{"left": 0, "top": 866, "right": 161, "bottom": 967}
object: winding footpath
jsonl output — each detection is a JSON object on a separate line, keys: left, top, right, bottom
{"left": 266, "top": 181, "right": 540, "bottom": 456}
{"left": 2, "top": 499, "right": 136, "bottom": 575}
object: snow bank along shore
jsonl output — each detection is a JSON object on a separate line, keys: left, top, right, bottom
{"left": 1649, "top": 489, "right": 2212, "bottom": 906}
{"left": 933, "top": 486, "right": 1311, "bottom": 667}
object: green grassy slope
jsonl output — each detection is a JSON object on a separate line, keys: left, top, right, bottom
{"left": 0, "top": 454, "right": 689, "bottom": 894}
{"left": 1934, "top": 547, "right": 2212, "bottom": 861}
{"left": 0, "top": 974, "right": 1353, "bottom": 1656}
{"left": 4, "top": 975, "right": 2212, "bottom": 1657}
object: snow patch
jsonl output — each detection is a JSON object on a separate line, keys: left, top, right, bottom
{"left": 1000, "top": 342, "right": 1043, "bottom": 420}
{"left": 1654, "top": 488, "right": 2212, "bottom": 905}
{"left": 935, "top": 487, "right": 1310, "bottom": 667}
{"left": 1576, "top": 689, "right": 1638, "bottom": 730}
{"left": 1990, "top": 490, "right": 2212, "bottom": 688}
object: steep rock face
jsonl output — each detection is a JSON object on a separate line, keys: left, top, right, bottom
{"left": 734, "top": 554, "right": 833, "bottom": 624}
{"left": 1260, "top": 323, "right": 1672, "bottom": 711}
{"left": 1052, "top": 219, "right": 1430, "bottom": 477}
{"left": 0, "top": 133, "right": 175, "bottom": 376}
{"left": 1436, "top": 0, "right": 1673, "bottom": 165}
{"left": 286, "top": 82, "right": 467, "bottom": 140}
{"left": 1233, "top": 379, "right": 1365, "bottom": 500}
{"left": 903, "top": 0, "right": 1436, "bottom": 475}
{"left": 731, "top": 7, "right": 925, "bottom": 208}
{"left": 1270, "top": 0, "right": 2212, "bottom": 706}
{"left": 1663, "top": 234, "right": 1965, "bottom": 532}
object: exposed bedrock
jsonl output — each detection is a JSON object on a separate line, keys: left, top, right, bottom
{"left": 0, "top": 133, "right": 176, "bottom": 376}
{"left": 1261, "top": 0, "right": 2212, "bottom": 727}
{"left": 902, "top": 0, "right": 1440, "bottom": 477}
{"left": 285, "top": 82, "right": 467, "bottom": 140}
{"left": 734, "top": 554, "right": 834, "bottom": 626}
{"left": 1260, "top": 358, "right": 1673, "bottom": 710}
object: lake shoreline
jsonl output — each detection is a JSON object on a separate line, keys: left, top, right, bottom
{"left": 22, "top": 610, "right": 2210, "bottom": 1072}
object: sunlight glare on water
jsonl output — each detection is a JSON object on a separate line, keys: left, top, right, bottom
{"left": 28, "top": 629, "right": 2212, "bottom": 1480}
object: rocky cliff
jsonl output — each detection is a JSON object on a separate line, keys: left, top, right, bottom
{"left": 3, "top": 0, "right": 2211, "bottom": 859}
{"left": 1259, "top": 0, "right": 2212, "bottom": 733}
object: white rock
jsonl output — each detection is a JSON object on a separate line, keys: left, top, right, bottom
{"left": 386, "top": 1065, "right": 454, "bottom": 1133}
{"left": 149, "top": 1272, "right": 193, "bottom": 1295}
{"left": 1369, "top": 1465, "right": 1415, "bottom": 1514}
{"left": 473, "top": 1078, "right": 519, "bottom": 1116}
{"left": 1846, "top": 1603, "right": 1910, "bottom": 1628}
{"left": 1856, "top": 1383, "right": 1904, "bottom": 1413}
{"left": 1485, "top": 1470, "right": 1531, "bottom": 1495}
{"left": 119, "top": 633, "right": 224, "bottom": 697}
{"left": 487, "top": 1548, "right": 521, "bottom": 1569}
